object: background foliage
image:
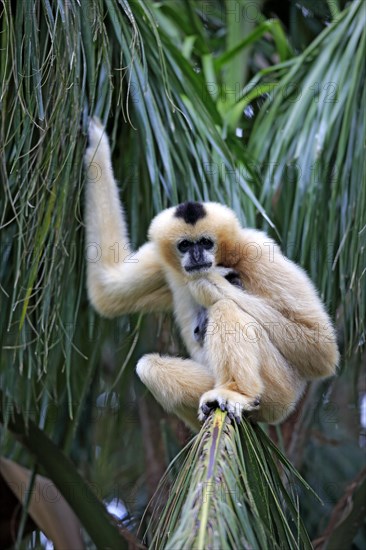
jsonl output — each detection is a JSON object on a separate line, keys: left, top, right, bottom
{"left": 0, "top": 0, "right": 365, "bottom": 548}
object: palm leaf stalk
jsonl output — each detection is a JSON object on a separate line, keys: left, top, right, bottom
{"left": 247, "top": 0, "right": 366, "bottom": 355}
{"left": 146, "top": 410, "right": 316, "bottom": 549}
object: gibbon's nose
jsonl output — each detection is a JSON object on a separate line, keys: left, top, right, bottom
{"left": 192, "top": 244, "right": 203, "bottom": 263}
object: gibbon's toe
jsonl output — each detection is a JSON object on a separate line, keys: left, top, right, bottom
{"left": 252, "top": 397, "right": 261, "bottom": 407}
{"left": 198, "top": 400, "right": 217, "bottom": 422}
{"left": 201, "top": 403, "right": 214, "bottom": 416}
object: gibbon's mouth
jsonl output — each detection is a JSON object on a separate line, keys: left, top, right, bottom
{"left": 185, "top": 262, "right": 213, "bottom": 273}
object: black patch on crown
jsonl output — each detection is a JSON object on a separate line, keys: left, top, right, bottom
{"left": 174, "top": 201, "right": 206, "bottom": 225}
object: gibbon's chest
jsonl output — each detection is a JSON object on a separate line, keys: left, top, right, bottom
{"left": 166, "top": 275, "right": 208, "bottom": 364}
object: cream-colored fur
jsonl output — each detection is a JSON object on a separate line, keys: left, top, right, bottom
{"left": 85, "top": 118, "right": 339, "bottom": 426}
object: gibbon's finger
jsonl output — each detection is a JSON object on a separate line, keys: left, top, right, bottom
{"left": 224, "top": 271, "right": 244, "bottom": 289}
{"left": 215, "top": 265, "right": 234, "bottom": 277}
{"left": 86, "top": 117, "right": 109, "bottom": 154}
{"left": 87, "top": 115, "right": 103, "bottom": 135}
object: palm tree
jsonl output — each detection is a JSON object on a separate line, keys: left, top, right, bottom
{"left": 0, "top": 0, "right": 364, "bottom": 548}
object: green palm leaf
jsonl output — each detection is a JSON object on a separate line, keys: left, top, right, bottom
{"left": 248, "top": 0, "right": 366, "bottom": 354}
{"left": 147, "top": 411, "right": 316, "bottom": 549}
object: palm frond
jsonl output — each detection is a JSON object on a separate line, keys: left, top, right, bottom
{"left": 248, "top": 0, "right": 366, "bottom": 354}
{"left": 146, "top": 411, "right": 315, "bottom": 549}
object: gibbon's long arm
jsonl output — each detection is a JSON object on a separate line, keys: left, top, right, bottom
{"left": 84, "top": 118, "right": 172, "bottom": 316}
{"left": 188, "top": 229, "right": 339, "bottom": 380}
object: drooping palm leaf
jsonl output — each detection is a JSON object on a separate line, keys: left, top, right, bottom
{"left": 0, "top": 390, "right": 128, "bottom": 549}
{"left": 0, "top": 457, "right": 84, "bottom": 549}
{"left": 248, "top": 0, "right": 366, "bottom": 355}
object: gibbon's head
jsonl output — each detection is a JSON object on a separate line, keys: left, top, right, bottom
{"left": 148, "top": 201, "right": 242, "bottom": 277}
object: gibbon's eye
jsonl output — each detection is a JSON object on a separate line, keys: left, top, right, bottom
{"left": 177, "top": 239, "right": 193, "bottom": 253}
{"left": 198, "top": 237, "right": 214, "bottom": 250}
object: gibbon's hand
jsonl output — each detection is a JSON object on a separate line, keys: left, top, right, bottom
{"left": 215, "top": 266, "right": 244, "bottom": 289}
{"left": 84, "top": 116, "right": 111, "bottom": 169}
{"left": 214, "top": 265, "right": 234, "bottom": 279}
{"left": 188, "top": 271, "right": 235, "bottom": 307}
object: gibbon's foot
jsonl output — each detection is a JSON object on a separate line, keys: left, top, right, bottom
{"left": 198, "top": 389, "right": 260, "bottom": 424}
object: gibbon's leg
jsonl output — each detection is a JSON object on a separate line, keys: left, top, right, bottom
{"left": 198, "top": 299, "right": 263, "bottom": 423}
{"left": 257, "top": 353, "right": 306, "bottom": 424}
{"left": 136, "top": 354, "right": 214, "bottom": 431}
{"left": 198, "top": 299, "right": 306, "bottom": 424}
{"left": 84, "top": 118, "right": 172, "bottom": 316}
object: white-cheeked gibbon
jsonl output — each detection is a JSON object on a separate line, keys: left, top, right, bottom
{"left": 84, "top": 118, "right": 339, "bottom": 430}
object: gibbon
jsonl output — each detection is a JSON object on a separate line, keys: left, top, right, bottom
{"left": 84, "top": 118, "right": 339, "bottom": 430}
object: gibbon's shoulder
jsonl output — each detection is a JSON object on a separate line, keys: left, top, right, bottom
{"left": 239, "top": 227, "right": 277, "bottom": 245}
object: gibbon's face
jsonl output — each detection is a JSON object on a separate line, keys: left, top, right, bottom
{"left": 176, "top": 234, "right": 216, "bottom": 276}
{"left": 148, "top": 201, "right": 242, "bottom": 278}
